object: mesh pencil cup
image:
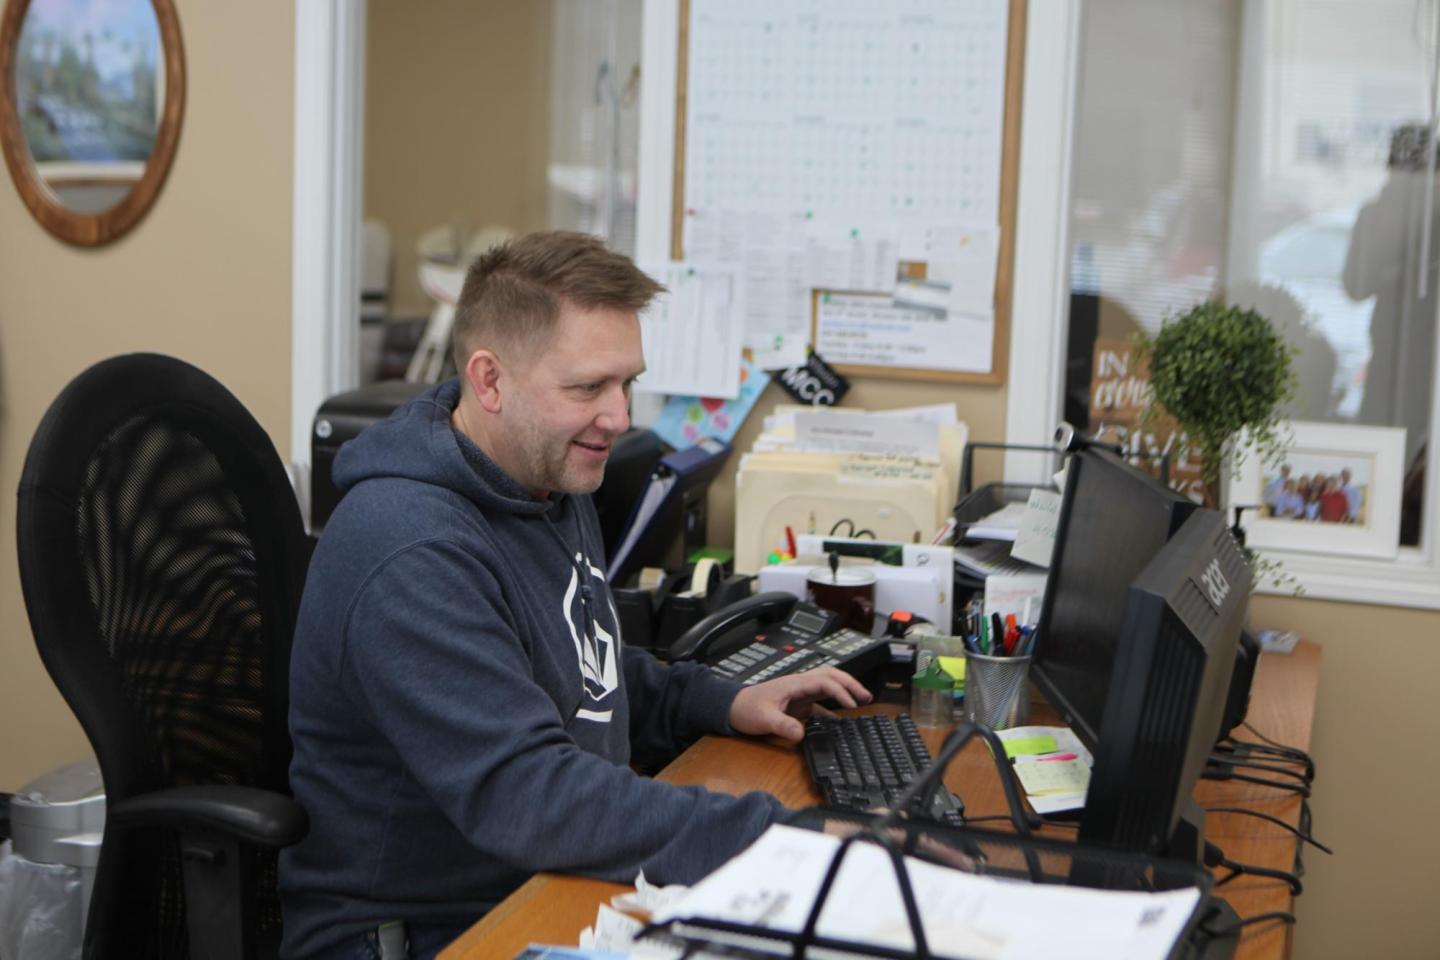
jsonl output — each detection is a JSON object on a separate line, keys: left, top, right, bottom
{"left": 963, "top": 651, "right": 1032, "bottom": 730}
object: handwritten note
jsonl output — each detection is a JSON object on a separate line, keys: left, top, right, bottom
{"left": 1013, "top": 757, "right": 1091, "bottom": 796}
{"left": 1010, "top": 489, "right": 1063, "bottom": 568}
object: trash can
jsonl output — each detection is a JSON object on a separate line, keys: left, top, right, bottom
{"left": 0, "top": 760, "right": 105, "bottom": 960}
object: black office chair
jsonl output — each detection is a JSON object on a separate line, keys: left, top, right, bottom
{"left": 16, "top": 354, "right": 311, "bottom": 959}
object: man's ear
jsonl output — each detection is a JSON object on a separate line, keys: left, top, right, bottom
{"left": 462, "top": 350, "right": 505, "bottom": 414}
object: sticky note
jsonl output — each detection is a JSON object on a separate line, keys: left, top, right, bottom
{"left": 935, "top": 656, "right": 967, "bottom": 683}
{"left": 1001, "top": 735, "right": 1058, "bottom": 759}
{"left": 1013, "top": 757, "right": 1090, "bottom": 795}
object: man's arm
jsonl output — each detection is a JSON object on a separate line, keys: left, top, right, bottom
{"left": 341, "top": 540, "right": 788, "bottom": 886}
{"left": 622, "top": 647, "right": 872, "bottom": 766}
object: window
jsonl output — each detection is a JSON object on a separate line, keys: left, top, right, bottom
{"left": 1042, "top": 0, "right": 1440, "bottom": 605}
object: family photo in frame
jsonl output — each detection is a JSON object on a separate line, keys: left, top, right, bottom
{"left": 1235, "top": 422, "right": 1406, "bottom": 559}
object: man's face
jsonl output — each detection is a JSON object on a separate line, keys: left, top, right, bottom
{"left": 499, "top": 301, "right": 645, "bottom": 499}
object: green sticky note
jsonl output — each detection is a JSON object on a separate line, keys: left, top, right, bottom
{"left": 1002, "top": 735, "right": 1058, "bottom": 759}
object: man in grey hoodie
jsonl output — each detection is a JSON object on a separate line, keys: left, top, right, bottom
{"left": 279, "top": 231, "right": 870, "bottom": 959}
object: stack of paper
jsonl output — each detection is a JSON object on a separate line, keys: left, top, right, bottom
{"left": 735, "top": 405, "right": 967, "bottom": 574}
{"left": 997, "top": 725, "right": 1093, "bottom": 815}
{"left": 651, "top": 825, "right": 1202, "bottom": 960}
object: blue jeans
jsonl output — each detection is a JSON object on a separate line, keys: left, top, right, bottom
{"left": 309, "top": 922, "right": 473, "bottom": 960}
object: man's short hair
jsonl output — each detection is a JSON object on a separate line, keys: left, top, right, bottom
{"left": 451, "top": 230, "right": 664, "bottom": 370}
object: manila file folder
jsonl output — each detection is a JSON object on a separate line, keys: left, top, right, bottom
{"left": 735, "top": 454, "right": 948, "bottom": 575}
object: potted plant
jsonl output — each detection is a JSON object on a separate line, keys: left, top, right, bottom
{"left": 1134, "top": 301, "right": 1298, "bottom": 510}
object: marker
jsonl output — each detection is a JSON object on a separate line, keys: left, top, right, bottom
{"left": 1038, "top": 753, "right": 1078, "bottom": 762}
{"left": 785, "top": 525, "right": 798, "bottom": 557}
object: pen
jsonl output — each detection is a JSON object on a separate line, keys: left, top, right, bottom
{"left": 785, "top": 525, "right": 797, "bottom": 557}
{"left": 990, "top": 613, "right": 1005, "bottom": 656}
{"left": 979, "top": 616, "right": 990, "bottom": 655}
{"left": 1037, "top": 753, "right": 1078, "bottom": 762}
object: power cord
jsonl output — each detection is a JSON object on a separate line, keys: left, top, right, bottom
{"left": 1207, "top": 753, "right": 1313, "bottom": 785}
{"left": 1236, "top": 720, "right": 1314, "bottom": 763}
{"left": 1203, "top": 840, "right": 1303, "bottom": 895}
{"left": 1202, "top": 763, "right": 1311, "bottom": 797}
{"left": 1204, "top": 806, "right": 1333, "bottom": 855}
{"left": 1216, "top": 737, "right": 1314, "bottom": 781}
{"left": 1199, "top": 909, "right": 1297, "bottom": 939}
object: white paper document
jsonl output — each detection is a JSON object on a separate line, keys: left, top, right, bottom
{"left": 963, "top": 501, "right": 1032, "bottom": 542}
{"left": 636, "top": 264, "right": 744, "bottom": 399}
{"left": 1009, "top": 488, "right": 1064, "bottom": 568}
{"left": 814, "top": 291, "right": 994, "bottom": 374}
{"left": 793, "top": 410, "right": 941, "bottom": 459}
{"left": 684, "top": 208, "right": 812, "bottom": 370}
{"left": 654, "top": 825, "right": 1202, "bottom": 960}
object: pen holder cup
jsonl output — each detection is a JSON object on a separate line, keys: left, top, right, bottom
{"left": 963, "top": 652, "right": 1032, "bottom": 731}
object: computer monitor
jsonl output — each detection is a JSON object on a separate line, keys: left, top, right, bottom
{"left": 1075, "top": 508, "right": 1250, "bottom": 856}
{"left": 1031, "top": 448, "right": 1250, "bottom": 859}
{"left": 1032, "top": 448, "right": 1196, "bottom": 747}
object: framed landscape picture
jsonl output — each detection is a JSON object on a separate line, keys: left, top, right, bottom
{"left": 1234, "top": 421, "right": 1406, "bottom": 559}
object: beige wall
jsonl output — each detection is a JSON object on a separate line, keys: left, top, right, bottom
{"left": 365, "top": 0, "right": 552, "bottom": 317}
{"left": 0, "top": 4, "right": 295, "bottom": 790}
{"left": 1247, "top": 596, "right": 1440, "bottom": 958}
{"left": 0, "top": 7, "right": 1437, "bottom": 959}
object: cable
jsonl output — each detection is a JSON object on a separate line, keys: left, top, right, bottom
{"left": 1201, "top": 766, "right": 1311, "bottom": 797}
{"left": 1207, "top": 754, "right": 1312, "bottom": 785}
{"left": 1200, "top": 910, "right": 1297, "bottom": 939}
{"left": 1218, "top": 739, "right": 1315, "bottom": 781}
{"left": 1204, "top": 806, "right": 1333, "bottom": 854}
{"left": 1238, "top": 720, "right": 1313, "bottom": 760}
{"left": 1203, "top": 841, "right": 1303, "bottom": 895}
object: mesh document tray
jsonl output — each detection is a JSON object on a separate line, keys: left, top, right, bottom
{"left": 952, "top": 441, "right": 1059, "bottom": 544}
{"left": 640, "top": 817, "right": 1215, "bottom": 960}
{"left": 639, "top": 723, "right": 1221, "bottom": 960}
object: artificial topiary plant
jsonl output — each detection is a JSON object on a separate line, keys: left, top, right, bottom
{"left": 1134, "top": 301, "right": 1298, "bottom": 509}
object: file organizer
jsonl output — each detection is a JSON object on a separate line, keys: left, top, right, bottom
{"left": 639, "top": 723, "right": 1233, "bottom": 960}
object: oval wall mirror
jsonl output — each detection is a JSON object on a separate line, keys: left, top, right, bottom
{"left": 0, "top": 0, "right": 184, "bottom": 246}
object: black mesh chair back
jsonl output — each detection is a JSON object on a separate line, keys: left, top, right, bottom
{"left": 16, "top": 354, "right": 310, "bottom": 959}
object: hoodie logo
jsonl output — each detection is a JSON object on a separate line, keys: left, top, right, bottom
{"left": 562, "top": 553, "right": 618, "bottom": 722}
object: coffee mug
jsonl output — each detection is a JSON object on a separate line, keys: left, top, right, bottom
{"left": 805, "top": 567, "right": 877, "bottom": 634}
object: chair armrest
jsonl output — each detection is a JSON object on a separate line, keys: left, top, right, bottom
{"left": 109, "top": 785, "right": 308, "bottom": 848}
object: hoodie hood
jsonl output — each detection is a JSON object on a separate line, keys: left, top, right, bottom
{"left": 331, "top": 378, "right": 553, "bottom": 517}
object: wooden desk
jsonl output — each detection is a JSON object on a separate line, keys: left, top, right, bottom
{"left": 443, "top": 642, "right": 1321, "bottom": 960}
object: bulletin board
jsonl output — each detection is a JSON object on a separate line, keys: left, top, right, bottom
{"left": 670, "top": 0, "right": 1027, "bottom": 385}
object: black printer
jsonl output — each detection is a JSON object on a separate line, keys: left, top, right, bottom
{"left": 311, "top": 381, "right": 429, "bottom": 533}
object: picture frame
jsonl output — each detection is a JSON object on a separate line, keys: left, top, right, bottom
{"left": 1233, "top": 421, "right": 1406, "bottom": 559}
{"left": 0, "top": 0, "right": 185, "bottom": 246}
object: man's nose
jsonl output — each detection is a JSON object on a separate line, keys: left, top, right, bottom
{"left": 595, "top": 384, "right": 630, "bottom": 435}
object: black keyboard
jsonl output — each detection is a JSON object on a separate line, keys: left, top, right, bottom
{"left": 802, "top": 714, "right": 965, "bottom": 826}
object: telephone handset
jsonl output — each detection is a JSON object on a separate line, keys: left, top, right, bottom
{"left": 667, "top": 591, "right": 890, "bottom": 687}
{"left": 666, "top": 591, "right": 804, "bottom": 661}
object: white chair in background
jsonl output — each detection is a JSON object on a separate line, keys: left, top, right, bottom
{"left": 407, "top": 224, "right": 514, "bottom": 383}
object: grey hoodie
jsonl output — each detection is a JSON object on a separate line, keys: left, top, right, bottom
{"left": 279, "top": 380, "right": 787, "bottom": 957}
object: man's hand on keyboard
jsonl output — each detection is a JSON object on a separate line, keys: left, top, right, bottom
{"left": 728, "top": 667, "right": 873, "bottom": 742}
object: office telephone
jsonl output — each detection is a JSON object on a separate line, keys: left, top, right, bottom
{"left": 666, "top": 591, "right": 890, "bottom": 686}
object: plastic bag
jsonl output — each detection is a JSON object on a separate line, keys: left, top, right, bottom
{"left": 0, "top": 840, "right": 82, "bottom": 960}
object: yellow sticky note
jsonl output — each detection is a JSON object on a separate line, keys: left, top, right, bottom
{"left": 1013, "top": 758, "right": 1090, "bottom": 795}
{"left": 936, "top": 656, "right": 967, "bottom": 683}
{"left": 1002, "top": 735, "right": 1058, "bottom": 758}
